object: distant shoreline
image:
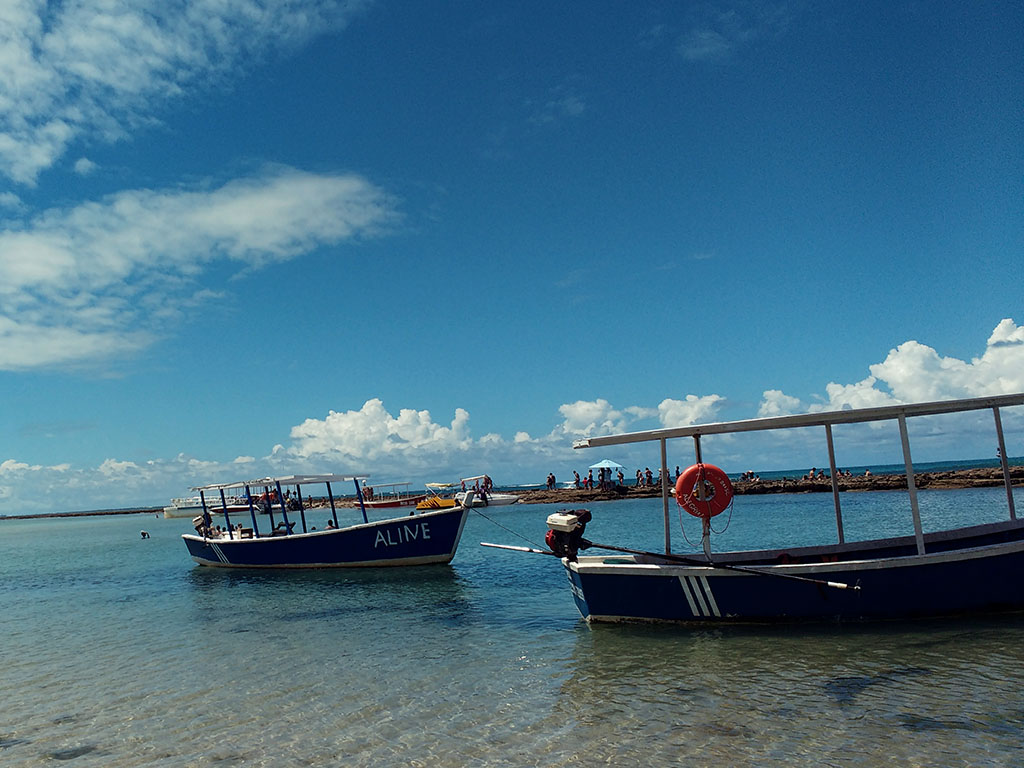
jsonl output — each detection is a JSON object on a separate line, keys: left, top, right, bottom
{"left": 512, "top": 465, "right": 1024, "bottom": 504}
{"left": 1, "top": 507, "right": 162, "bottom": 521}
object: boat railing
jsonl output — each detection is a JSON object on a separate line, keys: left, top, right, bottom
{"left": 193, "top": 474, "right": 371, "bottom": 540}
{"left": 573, "top": 393, "right": 1024, "bottom": 556}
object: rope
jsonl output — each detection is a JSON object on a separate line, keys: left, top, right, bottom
{"left": 472, "top": 507, "right": 548, "bottom": 551}
{"left": 677, "top": 503, "right": 701, "bottom": 549}
{"left": 710, "top": 496, "right": 735, "bottom": 534}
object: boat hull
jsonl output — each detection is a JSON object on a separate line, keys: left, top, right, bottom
{"left": 456, "top": 492, "right": 519, "bottom": 507}
{"left": 565, "top": 520, "right": 1024, "bottom": 623}
{"left": 182, "top": 506, "right": 469, "bottom": 568}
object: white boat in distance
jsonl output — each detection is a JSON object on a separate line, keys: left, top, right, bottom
{"left": 164, "top": 496, "right": 228, "bottom": 518}
{"left": 455, "top": 475, "right": 519, "bottom": 507}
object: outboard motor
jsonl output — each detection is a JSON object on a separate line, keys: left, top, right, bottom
{"left": 545, "top": 509, "right": 592, "bottom": 561}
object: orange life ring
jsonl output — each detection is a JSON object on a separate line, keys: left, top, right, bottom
{"left": 675, "top": 463, "right": 734, "bottom": 518}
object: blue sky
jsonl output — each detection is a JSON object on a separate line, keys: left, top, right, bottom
{"left": 1, "top": 0, "right": 1022, "bottom": 513}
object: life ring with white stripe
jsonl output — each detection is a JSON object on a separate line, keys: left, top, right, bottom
{"left": 675, "top": 463, "right": 733, "bottom": 518}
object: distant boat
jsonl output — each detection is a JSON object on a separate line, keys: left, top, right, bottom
{"left": 416, "top": 482, "right": 458, "bottom": 510}
{"left": 455, "top": 475, "right": 519, "bottom": 507}
{"left": 360, "top": 481, "right": 428, "bottom": 509}
{"left": 163, "top": 496, "right": 206, "bottom": 518}
{"left": 164, "top": 494, "right": 267, "bottom": 518}
{"left": 496, "top": 393, "right": 1024, "bottom": 623}
{"left": 182, "top": 474, "right": 470, "bottom": 568}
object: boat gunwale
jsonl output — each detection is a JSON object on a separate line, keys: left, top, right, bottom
{"left": 569, "top": 535, "right": 1024, "bottom": 577}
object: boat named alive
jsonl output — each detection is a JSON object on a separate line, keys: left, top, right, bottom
{"left": 182, "top": 474, "right": 470, "bottom": 568}
{"left": 502, "top": 393, "right": 1024, "bottom": 623}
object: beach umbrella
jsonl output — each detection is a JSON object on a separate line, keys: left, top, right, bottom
{"left": 589, "top": 459, "right": 624, "bottom": 470}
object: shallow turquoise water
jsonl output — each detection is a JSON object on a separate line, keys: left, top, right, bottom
{"left": 2, "top": 489, "right": 1023, "bottom": 766}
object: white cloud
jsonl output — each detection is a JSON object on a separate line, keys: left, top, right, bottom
{"left": 757, "top": 389, "right": 802, "bottom": 417}
{"left": 658, "top": 395, "right": 723, "bottom": 427}
{"left": 0, "top": 167, "right": 396, "bottom": 370}
{"left": 0, "top": 191, "right": 22, "bottom": 209}
{"left": 289, "top": 399, "right": 472, "bottom": 461}
{"left": 73, "top": 157, "right": 98, "bottom": 175}
{"left": 758, "top": 319, "right": 1024, "bottom": 415}
{"left": 0, "top": 458, "right": 42, "bottom": 474}
{"left": 0, "top": 0, "right": 370, "bottom": 184}
{"left": 556, "top": 399, "right": 630, "bottom": 436}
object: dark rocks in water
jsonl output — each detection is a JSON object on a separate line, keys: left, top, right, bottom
{"left": 47, "top": 745, "right": 99, "bottom": 760}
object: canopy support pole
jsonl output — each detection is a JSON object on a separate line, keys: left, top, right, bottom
{"left": 354, "top": 479, "right": 368, "bottom": 524}
{"left": 219, "top": 488, "right": 235, "bottom": 539}
{"left": 825, "top": 424, "right": 845, "bottom": 544}
{"left": 276, "top": 480, "right": 292, "bottom": 535}
{"left": 994, "top": 406, "right": 1016, "bottom": 521}
{"left": 245, "top": 486, "right": 260, "bottom": 538}
{"left": 326, "top": 481, "right": 339, "bottom": 528}
{"left": 660, "top": 438, "right": 671, "bottom": 555}
{"left": 898, "top": 414, "right": 925, "bottom": 555}
{"left": 296, "top": 484, "right": 308, "bottom": 533}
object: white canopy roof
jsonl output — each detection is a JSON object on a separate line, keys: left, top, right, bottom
{"left": 193, "top": 474, "right": 369, "bottom": 491}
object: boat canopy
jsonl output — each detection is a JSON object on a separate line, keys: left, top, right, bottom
{"left": 460, "top": 475, "right": 489, "bottom": 483}
{"left": 193, "top": 474, "right": 369, "bottom": 492}
{"left": 574, "top": 392, "right": 1024, "bottom": 557}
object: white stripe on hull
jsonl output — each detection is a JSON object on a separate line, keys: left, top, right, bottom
{"left": 679, "top": 575, "right": 721, "bottom": 618}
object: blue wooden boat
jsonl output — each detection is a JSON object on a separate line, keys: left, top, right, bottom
{"left": 182, "top": 474, "right": 470, "bottom": 568}
{"left": 543, "top": 393, "right": 1024, "bottom": 623}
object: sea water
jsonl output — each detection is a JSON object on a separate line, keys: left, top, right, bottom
{"left": 2, "top": 488, "right": 1024, "bottom": 767}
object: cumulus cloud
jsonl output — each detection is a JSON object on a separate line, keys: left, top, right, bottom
{"left": 556, "top": 399, "right": 631, "bottom": 437}
{"left": 759, "top": 318, "right": 1024, "bottom": 414}
{"left": 658, "top": 395, "right": 723, "bottom": 427}
{"left": 0, "top": 167, "right": 396, "bottom": 369}
{"left": 757, "top": 389, "right": 802, "bottom": 417}
{"left": 73, "top": 157, "right": 98, "bottom": 175}
{"left": 289, "top": 399, "right": 473, "bottom": 461}
{"left": 0, "top": 0, "right": 370, "bottom": 184}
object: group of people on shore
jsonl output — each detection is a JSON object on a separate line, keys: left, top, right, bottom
{"left": 551, "top": 465, "right": 688, "bottom": 491}
{"left": 801, "top": 467, "right": 860, "bottom": 481}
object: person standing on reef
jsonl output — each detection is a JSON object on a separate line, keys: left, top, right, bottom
{"left": 573, "top": 470, "right": 580, "bottom": 489}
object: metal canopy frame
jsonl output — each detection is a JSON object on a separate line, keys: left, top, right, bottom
{"left": 574, "top": 393, "right": 1024, "bottom": 555}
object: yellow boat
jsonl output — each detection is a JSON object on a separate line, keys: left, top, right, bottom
{"left": 416, "top": 482, "right": 458, "bottom": 510}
